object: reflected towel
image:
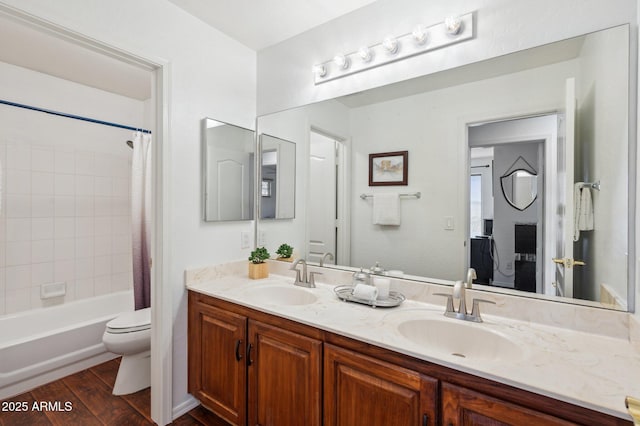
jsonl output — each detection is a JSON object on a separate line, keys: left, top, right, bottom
{"left": 573, "top": 183, "right": 594, "bottom": 242}
{"left": 373, "top": 193, "right": 400, "bottom": 225}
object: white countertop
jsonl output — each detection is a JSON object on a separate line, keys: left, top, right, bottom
{"left": 186, "top": 268, "right": 640, "bottom": 421}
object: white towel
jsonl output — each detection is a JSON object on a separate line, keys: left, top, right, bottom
{"left": 573, "top": 183, "right": 594, "bottom": 242}
{"left": 373, "top": 193, "right": 401, "bottom": 225}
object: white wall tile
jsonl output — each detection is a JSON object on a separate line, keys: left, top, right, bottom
{"left": 94, "top": 275, "right": 111, "bottom": 295}
{"left": 31, "top": 195, "right": 54, "bottom": 218}
{"left": 6, "top": 265, "right": 31, "bottom": 289}
{"left": 31, "top": 147, "right": 55, "bottom": 172}
{"left": 32, "top": 172, "right": 54, "bottom": 195}
{"left": 32, "top": 218, "right": 54, "bottom": 240}
{"left": 75, "top": 217, "right": 94, "bottom": 237}
{"left": 75, "top": 196, "right": 94, "bottom": 216}
{"left": 6, "top": 145, "right": 31, "bottom": 170}
{"left": 6, "top": 241, "right": 31, "bottom": 266}
{"left": 32, "top": 240, "right": 54, "bottom": 263}
{"left": 94, "top": 216, "right": 112, "bottom": 236}
{"left": 54, "top": 217, "right": 75, "bottom": 239}
{"left": 76, "top": 237, "right": 94, "bottom": 258}
{"left": 111, "top": 253, "right": 131, "bottom": 274}
{"left": 31, "top": 262, "right": 54, "bottom": 286}
{"left": 111, "top": 272, "right": 133, "bottom": 291}
{"left": 54, "top": 150, "right": 75, "bottom": 174}
{"left": 112, "top": 216, "right": 130, "bottom": 234}
{"left": 54, "top": 238, "right": 75, "bottom": 261}
{"left": 94, "top": 255, "right": 111, "bottom": 276}
{"left": 113, "top": 177, "right": 129, "bottom": 196}
{"left": 6, "top": 195, "right": 31, "bottom": 218}
{"left": 112, "top": 197, "right": 129, "bottom": 216}
{"left": 112, "top": 234, "right": 130, "bottom": 254}
{"left": 54, "top": 259, "right": 75, "bottom": 282}
{"left": 54, "top": 174, "right": 75, "bottom": 196}
{"left": 75, "top": 175, "right": 94, "bottom": 196}
{"left": 7, "top": 169, "right": 31, "bottom": 194}
{"left": 75, "top": 151, "right": 95, "bottom": 176}
{"left": 94, "top": 236, "right": 111, "bottom": 257}
{"left": 94, "top": 196, "right": 111, "bottom": 216}
{"left": 55, "top": 196, "right": 75, "bottom": 217}
{"left": 5, "top": 288, "right": 30, "bottom": 314}
{"left": 75, "top": 258, "right": 94, "bottom": 280}
{"left": 94, "top": 155, "right": 112, "bottom": 176}
{"left": 7, "top": 218, "right": 31, "bottom": 241}
{"left": 75, "top": 278, "right": 94, "bottom": 299}
{"left": 94, "top": 176, "right": 112, "bottom": 197}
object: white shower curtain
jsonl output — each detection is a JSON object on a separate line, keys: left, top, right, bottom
{"left": 131, "top": 132, "right": 152, "bottom": 310}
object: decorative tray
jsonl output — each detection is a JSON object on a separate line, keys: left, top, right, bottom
{"left": 334, "top": 285, "right": 406, "bottom": 308}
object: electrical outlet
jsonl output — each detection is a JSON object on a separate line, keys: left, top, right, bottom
{"left": 240, "top": 232, "right": 250, "bottom": 249}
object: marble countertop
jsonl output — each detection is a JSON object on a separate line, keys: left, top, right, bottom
{"left": 186, "top": 265, "right": 640, "bottom": 421}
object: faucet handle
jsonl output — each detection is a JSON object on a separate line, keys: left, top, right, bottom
{"left": 308, "top": 271, "right": 322, "bottom": 287}
{"left": 433, "top": 293, "right": 455, "bottom": 314}
{"left": 289, "top": 264, "right": 302, "bottom": 284}
{"left": 470, "top": 298, "right": 496, "bottom": 322}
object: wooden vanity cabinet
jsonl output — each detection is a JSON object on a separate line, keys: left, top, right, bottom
{"left": 324, "top": 344, "right": 438, "bottom": 426}
{"left": 188, "top": 292, "right": 322, "bottom": 426}
{"left": 188, "top": 295, "right": 247, "bottom": 425}
{"left": 441, "top": 383, "right": 575, "bottom": 426}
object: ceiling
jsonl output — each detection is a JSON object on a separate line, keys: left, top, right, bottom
{"left": 0, "top": 14, "right": 152, "bottom": 100}
{"left": 169, "top": 0, "right": 378, "bottom": 50}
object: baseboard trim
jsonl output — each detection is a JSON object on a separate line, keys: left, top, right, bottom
{"left": 172, "top": 395, "right": 200, "bottom": 420}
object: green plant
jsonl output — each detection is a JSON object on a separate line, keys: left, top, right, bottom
{"left": 248, "top": 247, "right": 270, "bottom": 264}
{"left": 276, "top": 243, "right": 293, "bottom": 258}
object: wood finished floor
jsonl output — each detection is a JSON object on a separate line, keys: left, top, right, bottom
{"left": 0, "top": 358, "right": 229, "bottom": 426}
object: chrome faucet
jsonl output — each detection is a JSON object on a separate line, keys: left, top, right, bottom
{"left": 319, "top": 252, "right": 334, "bottom": 266}
{"left": 290, "top": 259, "right": 320, "bottom": 288}
{"left": 434, "top": 268, "right": 495, "bottom": 322}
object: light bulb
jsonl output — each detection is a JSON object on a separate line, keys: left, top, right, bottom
{"left": 333, "top": 54, "right": 349, "bottom": 70}
{"left": 382, "top": 36, "right": 399, "bottom": 54}
{"left": 412, "top": 25, "right": 428, "bottom": 45}
{"left": 358, "top": 46, "right": 373, "bottom": 62}
{"left": 445, "top": 16, "right": 463, "bottom": 35}
{"left": 313, "top": 64, "right": 327, "bottom": 78}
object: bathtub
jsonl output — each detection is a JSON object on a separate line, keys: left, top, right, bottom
{"left": 0, "top": 290, "right": 134, "bottom": 399}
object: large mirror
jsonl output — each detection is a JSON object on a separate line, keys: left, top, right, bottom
{"left": 260, "top": 134, "right": 296, "bottom": 219}
{"left": 202, "top": 118, "right": 255, "bottom": 221}
{"left": 256, "top": 24, "right": 632, "bottom": 311}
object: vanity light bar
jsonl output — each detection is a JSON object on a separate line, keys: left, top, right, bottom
{"left": 313, "top": 12, "right": 475, "bottom": 85}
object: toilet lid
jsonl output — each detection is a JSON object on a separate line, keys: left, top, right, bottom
{"left": 106, "top": 307, "right": 151, "bottom": 333}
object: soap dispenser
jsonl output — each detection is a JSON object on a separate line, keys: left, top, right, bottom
{"left": 352, "top": 268, "right": 371, "bottom": 287}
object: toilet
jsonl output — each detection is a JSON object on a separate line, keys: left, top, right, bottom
{"left": 102, "top": 307, "right": 151, "bottom": 395}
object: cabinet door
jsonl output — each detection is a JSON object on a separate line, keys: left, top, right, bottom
{"left": 324, "top": 344, "right": 438, "bottom": 426}
{"left": 188, "top": 298, "right": 247, "bottom": 426}
{"left": 248, "top": 320, "right": 322, "bottom": 426}
{"left": 441, "top": 383, "right": 576, "bottom": 426}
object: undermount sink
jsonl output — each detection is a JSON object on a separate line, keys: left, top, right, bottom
{"left": 242, "top": 284, "right": 318, "bottom": 306}
{"left": 396, "top": 318, "right": 523, "bottom": 361}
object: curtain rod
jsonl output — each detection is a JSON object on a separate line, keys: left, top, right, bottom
{"left": 0, "top": 99, "right": 152, "bottom": 134}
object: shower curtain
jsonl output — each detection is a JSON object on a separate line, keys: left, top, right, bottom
{"left": 131, "top": 132, "right": 152, "bottom": 310}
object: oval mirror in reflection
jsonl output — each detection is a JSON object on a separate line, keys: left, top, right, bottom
{"left": 500, "top": 169, "right": 538, "bottom": 211}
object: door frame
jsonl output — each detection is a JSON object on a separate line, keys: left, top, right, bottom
{"left": 0, "top": 5, "right": 173, "bottom": 424}
{"left": 309, "top": 127, "right": 351, "bottom": 266}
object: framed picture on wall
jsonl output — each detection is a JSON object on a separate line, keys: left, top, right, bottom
{"left": 369, "top": 151, "right": 408, "bottom": 186}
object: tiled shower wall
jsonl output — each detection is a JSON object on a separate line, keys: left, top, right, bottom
{"left": 0, "top": 142, "right": 132, "bottom": 315}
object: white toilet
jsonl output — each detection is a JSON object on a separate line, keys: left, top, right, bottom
{"left": 102, "top": 307, "right": 151, "bottom": 395}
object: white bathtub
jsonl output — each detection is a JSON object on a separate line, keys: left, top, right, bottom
{"left": 0, "top": 290, "right": 134, "bottom": 399}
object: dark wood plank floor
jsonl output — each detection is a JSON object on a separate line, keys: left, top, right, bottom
{"left": 0, "top": 358, "right": 229, "bottom": 426}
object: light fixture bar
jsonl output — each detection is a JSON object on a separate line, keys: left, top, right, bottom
{"left": 313, "top": 12, "right": 474, "bottom": 85}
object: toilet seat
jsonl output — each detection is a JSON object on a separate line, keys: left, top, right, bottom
{"left": 106, "top": 308, "right": 151, "bottom": 334}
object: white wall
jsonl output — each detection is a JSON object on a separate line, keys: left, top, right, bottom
{"left": 0, "top": 0, "right": 257, "bottom": 416}
{"left": 576, "top": 26, "right": 629, "bottom": 304}
{"left": 348, "top": 61, "right": 573, "bottom": 281}
{"left": 257, "top": 0, "right": 636, "bottom": 115}
{"left": 0, "top": 61, "right": 144, "bottom": 315}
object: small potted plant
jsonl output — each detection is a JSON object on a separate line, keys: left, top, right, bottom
{"left": 248, "top": 247, "right": 270, "bottom": 279}
{"left": 276, "top": 243, "right": 294, "bottom": 262}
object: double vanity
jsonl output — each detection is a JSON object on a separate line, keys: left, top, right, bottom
{"left": 186, "top": 260, "right": 639, "bottom": 425}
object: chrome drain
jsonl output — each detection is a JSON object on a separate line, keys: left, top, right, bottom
{"left": 451, "top": 353, "right": 466, "bottom": 358}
